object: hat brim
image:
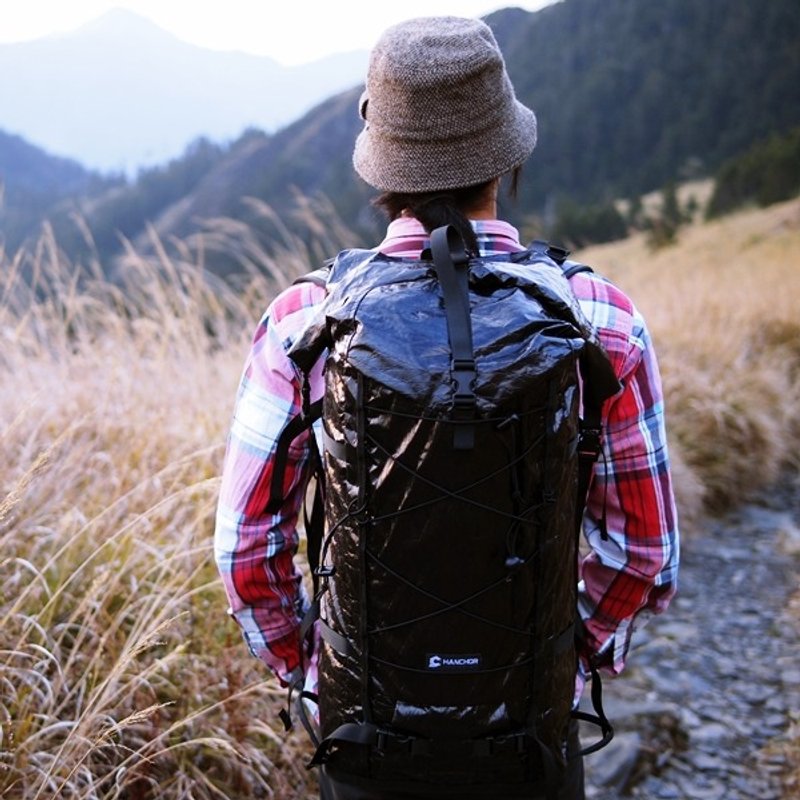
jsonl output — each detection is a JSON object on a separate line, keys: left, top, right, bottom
{"left": 353, "top": 101, "right": 537, "bottom": 193}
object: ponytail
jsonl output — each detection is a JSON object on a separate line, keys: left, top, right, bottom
{"left": 373, "top": 182, "right": 491, "bottom": 256}
{"left": 373, "top": 169, "right": 521, "bottom": 256}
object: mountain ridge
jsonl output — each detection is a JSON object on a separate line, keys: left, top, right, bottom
{"left": 0, "top": 8, "right": 368, "bottom": 173}
{"left": 2, "top": 0, "right": 799, "bottom": 272}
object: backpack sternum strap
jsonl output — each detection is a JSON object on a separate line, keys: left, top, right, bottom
{"left": 430, "top": 225, "right": 476, "bottom": 450}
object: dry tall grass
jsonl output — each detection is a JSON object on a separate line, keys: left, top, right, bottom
{"left": 578, "top": 195, "right": 800, "bottom": 523}
{"left": 0, "top": 206, "right": 339, "bottom": 799}
{"left": 1, "top": 195, "right": 799, "bottom": 798}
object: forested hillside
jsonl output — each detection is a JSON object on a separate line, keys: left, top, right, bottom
{"left": 500, "top": 0, "right": 800, "bottom": 211}
{"left": 2, "top": 0, "right": 798, "bottom": 274}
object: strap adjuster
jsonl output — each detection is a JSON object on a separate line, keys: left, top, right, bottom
{"left": 577, "top": 426, "right": 602, "bottom": 458}
{"left": 452, "top": 358, "right": 476, "bottom": 402}
{"left": 375, "top": 729, "right": 420, "bottom": 755}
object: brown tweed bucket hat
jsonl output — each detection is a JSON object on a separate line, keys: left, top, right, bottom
{"left": 352, "top": 16, "right": 537, "bottom": 193}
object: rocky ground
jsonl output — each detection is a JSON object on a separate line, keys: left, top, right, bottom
{"left": 582, "top": 481, "right": 800, "bottom": 800}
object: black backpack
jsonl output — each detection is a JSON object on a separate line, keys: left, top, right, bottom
{"left": 271, "top": 226, "right": 619, "bottom": 797}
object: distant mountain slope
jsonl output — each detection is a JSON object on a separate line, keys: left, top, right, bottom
{"left": 144, "top": 0, "right": 800, "bottom": 255}
{"left": 0, "top": 130, "right": 117, "bottom": 252}
{"left": 0, "top": 130, "right": 90, "bottom": 195}
{"left": 33, "top": 91, "right": 371, "bottom": 269}
{"left": 0, "top": 8, "right": 367, "bottom": 173}
{"left": 138, "top": 87, "right": 370, "bottom": 246}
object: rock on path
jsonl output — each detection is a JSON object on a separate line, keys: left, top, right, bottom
{"left": 582, "top": 485, "right": 800, "bottom": 800}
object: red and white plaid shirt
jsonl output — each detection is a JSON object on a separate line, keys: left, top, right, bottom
{"left": 214, "top": 218, "right": 679, "bottom": 696}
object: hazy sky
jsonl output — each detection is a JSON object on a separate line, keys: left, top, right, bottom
{"left": 0, "top": 1, "right": 555, "bottom": 65}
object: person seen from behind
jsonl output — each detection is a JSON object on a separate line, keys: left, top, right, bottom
{"left": 214, "top": 15, "right": 679, "bottom": 800}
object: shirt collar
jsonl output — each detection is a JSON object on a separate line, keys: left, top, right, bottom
{"left": 376, "top": 217, "right": 525, "bottom": 259}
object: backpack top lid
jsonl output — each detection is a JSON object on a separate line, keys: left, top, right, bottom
{"left": 289, "top": 245, "right": 620, "bottom": 410}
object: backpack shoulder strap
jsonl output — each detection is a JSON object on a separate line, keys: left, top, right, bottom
{"left": 523, "top": 240, "right": 594, "bottom": 281}
{"left": 561, "top": 260, "right": 594, "bottom": 280}
{"left": 264, "top": 399, "right": 322, "bottom": 515}
{"left": 535, "top": 246, "right": 613, "bottom": 537}
{"left": 265, "top": 257, "right": 336, "bottom": 517}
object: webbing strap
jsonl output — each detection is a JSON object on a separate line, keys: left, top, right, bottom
{"left": 559, "top": 256, "right": 619, "bottom": 540}
{"left": 304, "top": 437, "right": 325, "bottom": 594}
{"left": 308, "top": 720, "right": 564, "bottom": 779}
{"left": 319, "top": 618, "right": 355, "bottom": 658}
{"left": 293, "top": 263, "right": 332, "bottom": 288}
{"left": 430, "top": 225, "right": 476, "bottom": 450}
{"left": 308, "top": 722, "right": 380, "bottom": 767}
{"left": 297, "top": 690, "right": 321, "bottom": 748}
{"left": 548, "top": 621, "right": 576, "bottom": 657}
{"left": 570, "top": 664, "right": 614, "bottom": 756}
{"left": 321, "top": 426, "right": 348, "bottom": 461}
{"left": 264, "top": 398, "right": 322, "bottom": 514}
{"left": 299, "top": 599, "right": 319, "bottom": 642}
{"left": 574, "top": 349, "right": 618, "bottom": 542}
{"left": 530, "top": 730, "right": 562, "bottom": 800}
{"left": 575, "top": 396, "right": 603, "bottom": 537}
{"left": 561, "top": 260, "right": 593, "bottom": 280}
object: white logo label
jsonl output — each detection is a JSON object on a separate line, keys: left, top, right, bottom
{"left": 425, "top": 653, "right": 481, "bottom": 671}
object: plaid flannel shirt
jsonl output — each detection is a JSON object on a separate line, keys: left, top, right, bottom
{"left": 214, "top": 218, "right": 679, "bottom": 693}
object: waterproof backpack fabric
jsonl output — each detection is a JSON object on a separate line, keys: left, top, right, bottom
{"left": 276, "top": 226, "right": 619, "bottom": 796}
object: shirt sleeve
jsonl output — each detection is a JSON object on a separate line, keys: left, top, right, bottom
{"left": 577, "top": 291, "right": 680, "bottom": 674}
{"left": 213, "top": 294, "right": 316, "bottom": 686}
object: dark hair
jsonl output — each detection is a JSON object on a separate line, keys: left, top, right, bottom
{"left": 373, "top": 168, "right": 522, "bottom": 256}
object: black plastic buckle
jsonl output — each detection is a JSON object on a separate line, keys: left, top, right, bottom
{"left": 546, "top": 243, "right": 570, "bottom": 265}
{"left": 375, "top": 729, "right": 419, "bottom": 756}
{"left": 452, "top": 360, "right": 475, "bottom": 411}
{"left": 577, "top": 426, "right": 602, "bottom": 458}
{"left": 300, "top": 378, "right": 312, "bottom": 419}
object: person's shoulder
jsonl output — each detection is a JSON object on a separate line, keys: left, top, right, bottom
{"left": 271, "top": 281, "right": 324, "bottom": 315}
{"left": 568, "top": 270, "right": 643, "bottom": 336}
{"left": 269, "top": 278, "right": 326, "bottom": 324}
{"left": 567, "top": 270, "right": 651, "bottom": 378}
{"left": 567, "top": 269, "right": 634, "bottom": 321}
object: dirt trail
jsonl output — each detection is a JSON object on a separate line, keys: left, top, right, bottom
{"left": 583, "top": 481, "right": 800, "bottom": 799}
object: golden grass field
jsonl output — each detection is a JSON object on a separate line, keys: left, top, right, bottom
{"left": 1, "top": 195, "right": 799, "bottom": 798}
{"left": 580, "top": 192, "right": 800, "bottom": 521}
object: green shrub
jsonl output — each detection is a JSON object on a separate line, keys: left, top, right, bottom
{"left": 707, "top": 127, "right": 800, "bottom": 218}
